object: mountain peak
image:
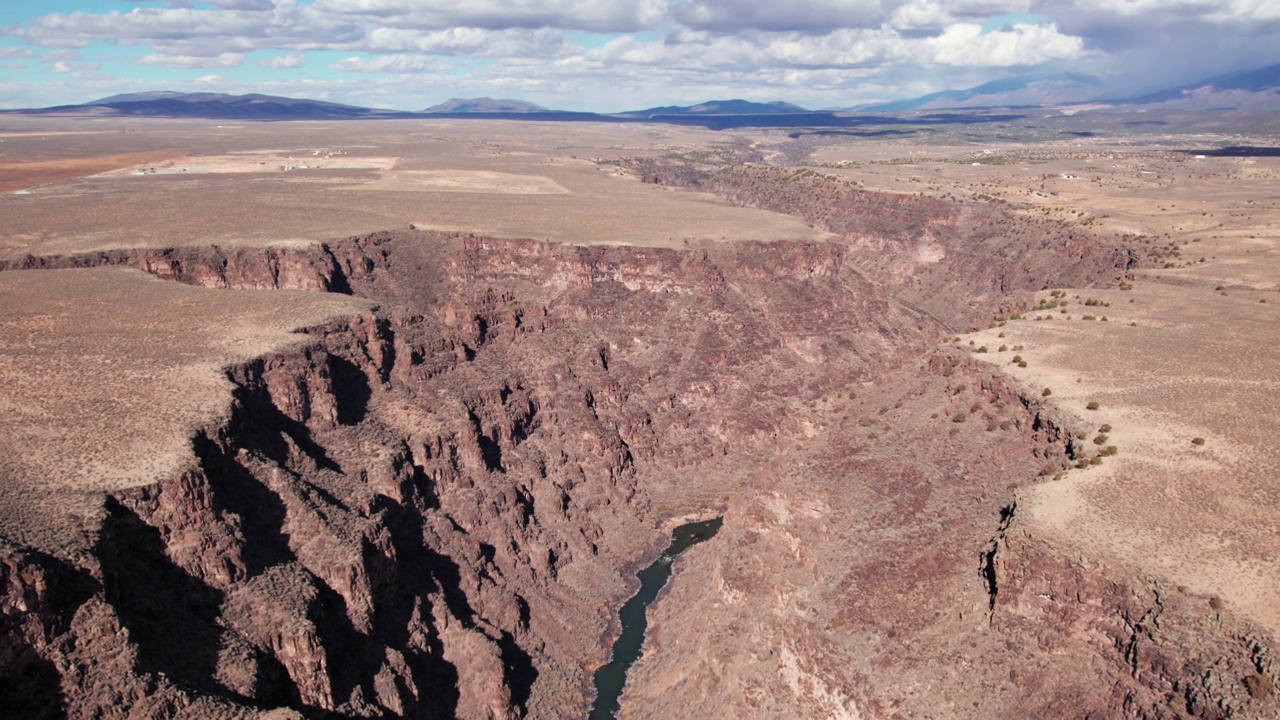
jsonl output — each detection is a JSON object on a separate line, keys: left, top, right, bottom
{"left": 1125, "top": 62, "right": 1280, "bottom": 107}
{"left": 422, "top": 97, "right": 550, "bottom": 113}
{"left": 858, "top": 73, "right": 1102, "bottom": 112}
{"left": 49, "top": 91, "right": 395, "bottom": 119}
{"left": 619, "top": 99, "right": 810, "bottom": 117}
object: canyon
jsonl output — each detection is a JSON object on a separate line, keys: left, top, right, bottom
{"left": 1, "top": 118, "right": 1278, "bottom": 719}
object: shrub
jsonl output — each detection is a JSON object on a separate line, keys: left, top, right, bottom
{"left": 1042, "top": 387, "right": 1052, "bottom": 397}
{"left": 1101, "top": 445, "right": 1118, "bottom": 456}
{"left": 1017, "top": 360, "right": 1028, "bottom": 368}
{"left": 952, "top": 412, "right": 968, "bottom": 423}
{"left": 1012, "top": 355, "right": 1023, "bottom": 364}
{"left": 1086, "top": 401, "right": 1101, "bottom": 410}
{"left": 1246, "top": 673, "right": 1274, "bottom": 699}
{"left": 977, "top": 346, "right": 988, "bottom": 353}
{"left": 1192, "top": 437, "right": 1206, "bottom": 446}
{"left": 1089, "top": 456, "right": 1103, "bottom": 465}
{"left": 1093, "top": 434, "right": 1110, "bottom": 445}
{"left": 1099, "top": 424, "right": 1112, "bottom": 433}
{"left": 998, "top": 344, "right": 1008, "bottom": 352}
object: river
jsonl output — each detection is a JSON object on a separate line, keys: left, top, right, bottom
{"left": 588, "top": 517, "right": 724, "bottom": 719}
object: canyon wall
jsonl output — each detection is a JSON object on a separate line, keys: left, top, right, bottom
{"left": 0, "top": 230, "right": 1272, "bottom": 719}
{"left": 607, "top": 156, "right": 1139, "bottom": 328}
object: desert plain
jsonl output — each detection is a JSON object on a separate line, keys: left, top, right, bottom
{"left": 1, "top": 110, "right": 1279, "bottom": 719}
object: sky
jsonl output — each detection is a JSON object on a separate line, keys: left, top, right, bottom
{"left": 0, "top": 0, "right": 1277, "bottom": 112}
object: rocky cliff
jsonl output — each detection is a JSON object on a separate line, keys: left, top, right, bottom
{"left": 605, "top": 157, "right": 1140, "bottom": 329}
{"left": 0, "top": 230, "right": 1272, "bottom": 719}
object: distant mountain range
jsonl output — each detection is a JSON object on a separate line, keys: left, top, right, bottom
{"left": 862, "top": 64, "right": 1280, "bottom": 111}
{"left": 616, "top": 99, "right": 809, "bottom": 118}
{"left": 422, "top": 97, "right": 549, "bottom": 114}
{"left": 7, "top": 62, "right": 1279, "bottom": 124}
{"left": 858, "top": 74, "right": 1102, "bottom": 111}
{"left": 1119, "top": 64, "right": 1280, "bottom": 108}
{"left": 56, "top": 91, "right": 402, "bottom": 119}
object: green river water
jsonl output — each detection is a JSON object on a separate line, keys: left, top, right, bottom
{"left": 588, "top": 517, "right": 723, "bottom": 720}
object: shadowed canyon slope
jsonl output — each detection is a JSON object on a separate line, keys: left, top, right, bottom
{"left": 1, "top": 185, "right": 1276, "bottom": 718}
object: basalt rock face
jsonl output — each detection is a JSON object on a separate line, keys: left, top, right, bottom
{"left": 0, "top": 233, "right": 938, "bottom": 718}
{"left": 0, "top": 244, "right": 347, "bottom": 292}
{"left": 607, "top": 160, "right": 1138, "bottom": 328}
{"left": 990, "top": 525, "right": 1277, "bottom": 719}
{"left": 0, "top": 232, "right": 1271, "bottom": 719}
{"left": 618, "top": 363, "right": 1277, "bottom": 719}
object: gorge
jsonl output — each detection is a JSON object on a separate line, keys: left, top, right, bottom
{"left": 1, "top": 127, "right": 1277, "bottom": 719}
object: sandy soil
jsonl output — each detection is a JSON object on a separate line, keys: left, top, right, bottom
{"left": 0, "top": 118, "right": 827, "bottom": 258}
{"left": 345, "top": 169, "right": 570, "bottom": 194}
{"left": 0, "top": 152, "right": 179, "bottom": 192}
{"left": 93, "top": 153, "right": 396, "bottom": 177}
{"left": 946, "top": 149, "right": 1280, "bottom": 634}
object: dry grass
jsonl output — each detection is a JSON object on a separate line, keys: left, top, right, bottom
{"left": 0, "top": 117, "right": 827, "bottom": 258}
{"left": 0, "top": 267, "right": 368, "bottom": 554}
{"left": 959, "top": 148, "right": 1280, "bottom": 634}
{"left": 0, "top": 152, "right": 179, "bottom": 192}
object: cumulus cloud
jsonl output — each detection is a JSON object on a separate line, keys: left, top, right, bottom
{"left": 672, "top": 0, "right": 883, "bottom": 33}
{"left": 150, "top": 0, "right": 277, "bottom": 8}
{"left": 889, "top": 0, "right": 1031, "bottom": 31}
{"left": 363, "top": 26, "right": 572, "bottom": 57}
{"left": 17, "top": 5, "right": 363, "bottom": 57}
{"left": 331, "top": 54, "right": 449, "bottom": 73}
{"left": 3, "top": 0, "right": 1279, "bottom": 110}
{"left": 1034, "top": 0, "right": 1280, "bottom": 42}
{"left": 257, "top": 52, "right": 304, "bottom": 68}
{"left": 139, "top": 52, "right": 246, "bottom": 68}
{"left": 929, "top": 22, "right": 1085, "bottom": 66}
{"left": 312, "top": 0, "right": 667, "bottom": 33}
{"left": 577, "top": 21, "right": 1081, "bottom": 73}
